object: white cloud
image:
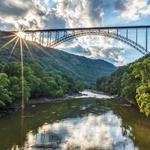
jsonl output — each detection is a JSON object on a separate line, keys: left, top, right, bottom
{"left": 52, "top": 0, "right": 126, "bottom": 65}
{"left": 58, "top": 36, "right": 126, "bottom": 66}
{"left": 118, "top": 0, "right": 150, "bottom": 21}
{"left": 0, "top": 0, "right": 127, "bottom": 65}
{"left": 55, "top": 0, "right": 103, "bottom": 28}
{"left": 0, "top": 0, "right": 48, "bottom": 29}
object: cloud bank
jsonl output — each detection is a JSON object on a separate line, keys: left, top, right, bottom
{"left": 0, "top": 0, "right": 148, "bottom": 65}
{"left": 115, "top": 0, "right": 150, "bottom": 21}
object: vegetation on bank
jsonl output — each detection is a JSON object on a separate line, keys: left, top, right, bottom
{"left": 96, "top": 55, "right": 150, "bottom": 116}
{"left": 0, "top": 62, "right": 83, "bottom": 108}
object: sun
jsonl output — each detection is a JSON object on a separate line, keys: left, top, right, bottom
{"left": 16, "top": 31, "right": 26, "bottom": 39}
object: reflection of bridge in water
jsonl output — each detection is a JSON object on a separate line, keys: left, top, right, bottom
{"left": 15, "top": 25, "right": 150, "bottom": 55}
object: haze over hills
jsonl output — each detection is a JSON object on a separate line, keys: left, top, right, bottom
{"left": 0, "top": 31, "right": 116, "bottom": 86}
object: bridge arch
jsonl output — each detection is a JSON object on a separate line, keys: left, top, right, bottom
{"left": 22, "top": 26, "right": 149, "bottom": 55}
{"left": 50, "top": 30, "right": 146, "bottom": 54}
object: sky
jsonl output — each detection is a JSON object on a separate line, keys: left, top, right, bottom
{"left": 0, "top": 0, "right": 150, "bottom": 66}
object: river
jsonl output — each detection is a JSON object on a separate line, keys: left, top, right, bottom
{"left": 0, "top": 91, "right": 149, "bottom": 150}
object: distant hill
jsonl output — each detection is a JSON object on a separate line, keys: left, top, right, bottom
{"left": 0, "top": 31, "right": 116, "bottom": 86}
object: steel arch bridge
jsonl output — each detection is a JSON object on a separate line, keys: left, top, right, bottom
{"left": 18, "top": 25, "right": 150, "bottom": 55}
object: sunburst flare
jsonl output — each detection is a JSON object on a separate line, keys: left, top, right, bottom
{"left": 0, "top": 30, "right": 36, "bottom": 110}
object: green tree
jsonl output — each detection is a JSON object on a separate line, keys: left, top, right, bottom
{"left": 96, "top": 58, "right": 150, "bottom": 116}
{"left": 0, "top": 73, "right": 12, "bottom": 107}
{"left": 132, "top": 59, "right": 150, "bottom": 116}
{"left": 74, "top": 80, "right": 84, "bottom": 92}
{"left": 0, "top": 62, "right": 84, "bottom": 108}
{"left": 136, "top": 83, "right": 150, "bottom": 116}
{"left": 121, "top": 71, "right": 137, "bottom": 100}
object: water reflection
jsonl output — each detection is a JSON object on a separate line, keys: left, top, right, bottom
{"left": 0, "top": 98, "right": 149, "bottom": 150}
{"left": 23, "top": 111, "right": 138, "bottom": 150}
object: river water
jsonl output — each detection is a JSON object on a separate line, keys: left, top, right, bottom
{"left": 0, "top": 91, "right": 149, "bottom": 150}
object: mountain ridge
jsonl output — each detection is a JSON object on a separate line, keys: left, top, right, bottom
{"left": 0, "top": 31, "right": 117, "bottom": 86}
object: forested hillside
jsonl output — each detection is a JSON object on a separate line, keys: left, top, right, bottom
{"left": 96, "top": 54, "right": 150, "bottom": 116}
{"left": 0, "top": 62, "right": 83, "bottom": 108}
{"left": 0, "top": 31, "right": 116, "bottom": 108}
{"left": 0, "top": 31, "right": 116, "bottom": 86}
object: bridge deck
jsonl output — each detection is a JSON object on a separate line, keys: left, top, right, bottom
{"left": 12, "top": 25, "right": 150, "bottom": 32}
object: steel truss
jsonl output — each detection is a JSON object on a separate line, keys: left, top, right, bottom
{"left": 19, "top": 25, "right": 150, "bottom": 54}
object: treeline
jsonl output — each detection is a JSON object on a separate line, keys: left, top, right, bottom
{"left": 96, "top": 57, "right": 150, "bottom": 116}
{"left": 0, "top": 62, "right": 83, "bottom": 108}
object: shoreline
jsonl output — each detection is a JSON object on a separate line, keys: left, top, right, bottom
{"left": 0, "top": 90, "right": 135, "bottom": 118}
{"left": 28, "top": 90, "right": 115, "bottom": 105}
{"left": 0, "top": 93, "right": 83, "bottom": 118}
{"left": 28, "top": 93, "right": 83, "bottom": 105}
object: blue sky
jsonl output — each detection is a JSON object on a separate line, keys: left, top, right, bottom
{"left": 0, "top": 0, "right": 150, "bottom": 65}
